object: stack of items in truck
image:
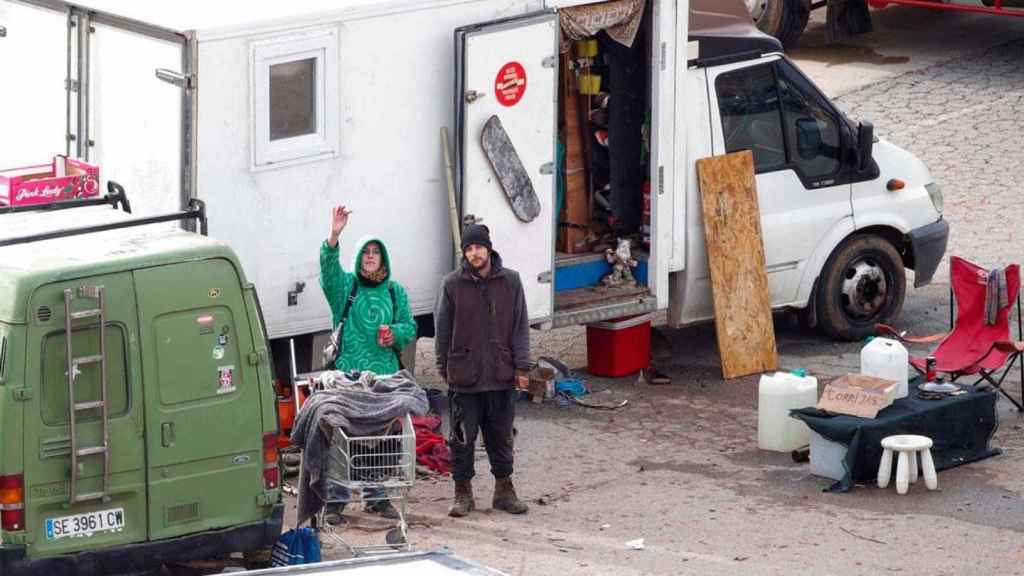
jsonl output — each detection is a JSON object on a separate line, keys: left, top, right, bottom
{"left": 553, "top": 0, "right": 654, "bottom": 314}
{"left": 558, "top": 24, "right": 651, "bottom": 256}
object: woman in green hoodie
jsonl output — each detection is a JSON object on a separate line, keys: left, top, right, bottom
{"left": 320, "top": 205, "right": 417, "bottom": 374}
{"left": 319, "top": 205, "right": 417, "bottom": 521}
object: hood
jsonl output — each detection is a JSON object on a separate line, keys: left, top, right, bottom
{"left": 689, "top": 0, "right": 783, "bottom": 61}
{"left": 352, "top": 234, "right": 392, "bottom": 283}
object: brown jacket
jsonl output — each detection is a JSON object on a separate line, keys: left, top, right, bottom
{"left": 434, "top": 252, "right": 531, "bottom": 392}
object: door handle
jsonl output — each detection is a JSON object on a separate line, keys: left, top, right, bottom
{"left": 161, "top": 422, "right": 175, "bottom": 447}
{"left": 465, "top": 90, "right": 486, "bottom": 104}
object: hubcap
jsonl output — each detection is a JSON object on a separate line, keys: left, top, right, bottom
{"left": 745, "top": 0, "right": 768, "bottom": 20}
{"left": 840, "top": 258, "right": 888, "bottom": 320}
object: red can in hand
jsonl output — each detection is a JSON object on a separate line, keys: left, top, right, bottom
{"left": 378, "top": 325, "right": 388, "bottom": 347}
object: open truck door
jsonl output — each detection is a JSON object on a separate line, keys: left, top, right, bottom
{"left": 455, "top": 12, "right": 559, "bottom": 325}
{"left": 0, "top": 1, "right": 68, "bottom": 166}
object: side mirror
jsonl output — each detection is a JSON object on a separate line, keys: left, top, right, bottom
{"left": 796, "top": 118, "right": 822, "bottom": 161}
{"left": 857, "top": 121, "right": 874, "bottom": 171}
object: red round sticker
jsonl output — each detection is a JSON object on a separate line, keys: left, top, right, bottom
{"left": 495, "top": 62, "right": 527, "bottom": 107}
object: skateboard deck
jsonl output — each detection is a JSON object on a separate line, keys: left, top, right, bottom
{"left": 481, "top": 115, "right": 541, "bottom": 223}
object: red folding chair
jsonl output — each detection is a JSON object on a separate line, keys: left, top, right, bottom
{"left": 877, "top": 256, "right": 1024, "bottom": 411}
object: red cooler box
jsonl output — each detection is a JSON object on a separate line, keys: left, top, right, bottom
{"left": 586, "top": 314, "right": 652, "bottom": 377}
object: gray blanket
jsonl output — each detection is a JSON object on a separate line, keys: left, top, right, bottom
{"left": 291, "top": 369, "right": 428, "bottom": 525}
{"left": 986, "top": 268, "right": 1010, "bottom": 326}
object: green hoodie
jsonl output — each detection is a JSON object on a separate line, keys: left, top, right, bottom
{"left": 319, "top": 235, "right": 416, "bottom": 373}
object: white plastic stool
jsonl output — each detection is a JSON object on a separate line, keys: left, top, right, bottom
{"left": 877, "top": 435, "right": 938, "bottom": 494}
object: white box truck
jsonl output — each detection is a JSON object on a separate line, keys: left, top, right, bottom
{"left": 1, "top": 0, "right": 947, "bottom": 373}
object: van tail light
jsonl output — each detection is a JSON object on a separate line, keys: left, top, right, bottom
{"left": 263, "top": 434, "right": 280, "bottom": 490}
{"left": 0, "top": 474, "right": 25, "bottom": 531}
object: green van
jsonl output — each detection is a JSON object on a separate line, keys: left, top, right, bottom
{"left": 0, "top": 196, "right": 283, "bottom": 574}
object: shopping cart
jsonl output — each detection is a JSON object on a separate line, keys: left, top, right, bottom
{"left": 287, "top": 340, "right": 418, "bottom": 555}
{"left": 319, "top": 412, "right": 417, "bottom": 555}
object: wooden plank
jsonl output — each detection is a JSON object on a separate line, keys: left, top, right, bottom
{"left": 696, "top": 151, "right": 778, "bottom": 379}
{"left": 558, "top": 52, "right": 591, "bottom": 254}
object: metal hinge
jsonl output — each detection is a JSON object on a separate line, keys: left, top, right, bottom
{"left": 540, "top": 162, "right": 554, "bottom": 175}
{"left": 537, "top": 271, "right": 552, "bottom": 284}
{"left": 542, "top": 55, "right": 557, "bottom": 69}
{"left": 660, "top": 42, "right": 667, "bottom": 71}
{"left": 658, "top": 166, "right": 665, "bottom": 195}
{"left": 13, "top": 388, "right": 32, "bottom": 401}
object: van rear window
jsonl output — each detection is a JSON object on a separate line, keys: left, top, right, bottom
{"left": 41, "top": 324, "right": 130, "bottom": 425}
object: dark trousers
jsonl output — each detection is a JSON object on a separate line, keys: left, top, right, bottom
{"left": 449, "top": 390, "right": 516, "bottom": 482}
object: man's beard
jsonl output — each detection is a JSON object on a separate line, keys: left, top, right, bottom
{"left": 469, "top": 256, "right": 489, "bottom": 271}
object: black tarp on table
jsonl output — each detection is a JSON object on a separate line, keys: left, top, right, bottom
{"left": 792, "top": 379, "right": 1001, "bottom": 492}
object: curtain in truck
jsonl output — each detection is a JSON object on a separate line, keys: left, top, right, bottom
{"left": 560, "top": 0, "right": 645, "bottom": 49}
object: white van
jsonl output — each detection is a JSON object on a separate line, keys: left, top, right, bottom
{"left": 0, "top": 0, "right": 946, "bottom": 370}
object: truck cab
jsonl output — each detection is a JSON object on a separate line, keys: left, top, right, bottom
{"left": 671, "top": 6, "right": 947, "bottom": 339}
{"left": 0, "top": 199, "right": 283, "bottom": 574}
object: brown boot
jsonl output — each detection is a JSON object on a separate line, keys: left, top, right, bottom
{"left": 448, "top": 480, "right": 475, "bottom": 518}
{"left": 492, "top": 476, "right": 528, "bottom": 515}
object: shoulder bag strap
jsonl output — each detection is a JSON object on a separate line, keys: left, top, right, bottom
{"left": 388, "top": 283, "right": 405, "bottom": 370}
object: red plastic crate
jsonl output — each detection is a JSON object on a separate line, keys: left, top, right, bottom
{"left": 0, "top": 156, "right": 99, "bottom": 206}
{"left": 586, "top": 314, "right": 652, "bottom": 377}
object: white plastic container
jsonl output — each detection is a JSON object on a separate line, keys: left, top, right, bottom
{"left": 860, "top": 337, "right": 909, "bottom": 399}
{"left": 810, "top": 430, "right": 847, "bottom": 481}
{"left": 757, "top": 372, "right": 819, "bottom": 452}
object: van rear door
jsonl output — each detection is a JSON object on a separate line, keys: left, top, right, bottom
{"left": 454, "top": 12, "right": 559, "bottom": 324}
{"left": 24, "top": 273, "right": 146, "bottom": 557}
{"left": 134, "top": 259, "right": 264, "bottom": 541}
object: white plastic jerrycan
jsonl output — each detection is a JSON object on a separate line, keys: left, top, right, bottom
{"left": 757, "top": 372, "right": 819, "bottom": 452}
{"left": 860, "top": 337, "right": 909, "bottom": 399}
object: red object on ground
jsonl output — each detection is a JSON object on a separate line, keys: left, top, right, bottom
{"left": 586, "top": 314, "right": 652, "bottom": 377}
{"left": 868, "top": 0, "right": 1024, "bottom": 16}
{"left": 275, "top": 379, "right": 312, "bottom": 449}
{"left": 412, "top": 415, "right": 450, "bottom": 475}
{"left": 908, "top": 257, "right": 1019, "bottom": 376}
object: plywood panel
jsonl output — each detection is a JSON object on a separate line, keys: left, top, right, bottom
{"left": 558, "top": 53, "right": 591, "bottom": 254}
{"left": 697, "top": 151, "right": 778, "bottom": 379}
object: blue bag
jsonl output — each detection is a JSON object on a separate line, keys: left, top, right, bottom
{"left": 271, "top": 527, "right": 322, "bottom": 567}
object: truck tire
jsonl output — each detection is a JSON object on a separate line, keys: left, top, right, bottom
{"left": 749, "top": 0, "right": 811, "bottom": 48}
{"left": 816, "top": 235, "right": 906, "bottom": 341}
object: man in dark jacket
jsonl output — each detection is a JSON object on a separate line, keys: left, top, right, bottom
{"left": 434, "top": 224, "right": 531, "bottom": 517}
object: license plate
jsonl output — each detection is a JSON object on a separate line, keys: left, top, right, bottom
{"left": 45, "top": 508, "right": 125, "bottom": 540}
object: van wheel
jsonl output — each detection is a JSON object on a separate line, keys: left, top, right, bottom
{"left": 816, "top": 235, "right": 906, "bottom": 341}
{"left": 748, "top": 0, "right": 811, "bottom": 48}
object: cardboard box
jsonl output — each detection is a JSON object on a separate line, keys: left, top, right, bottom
{"left": 0, "top": 156, "right": 100, "bottom": 206}
{"left": 817, "top": 374, "right": 899, "bottom": 418}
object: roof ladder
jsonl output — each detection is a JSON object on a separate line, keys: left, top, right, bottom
{"left": 63, "top": 285, "right": 110, "bottom": 505}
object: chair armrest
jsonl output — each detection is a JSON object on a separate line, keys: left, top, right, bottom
{"left": 993, "top": 341, "right": 1024, "bottom": 354}
{"left": 874, "top": 323, "right": 948, "bottom": 345}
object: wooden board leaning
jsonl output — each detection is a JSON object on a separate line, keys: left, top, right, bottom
{"left": 696, "top": 151, "right": 778, "bottom": 379}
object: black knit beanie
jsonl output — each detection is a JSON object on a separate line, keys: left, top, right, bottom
{"left": 461, "top": 224, "right": 492, "bottom": 253}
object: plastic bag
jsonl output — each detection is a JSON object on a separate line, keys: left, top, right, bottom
{"left": 270, "top": 527, "right": 322, "bottom": 567}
